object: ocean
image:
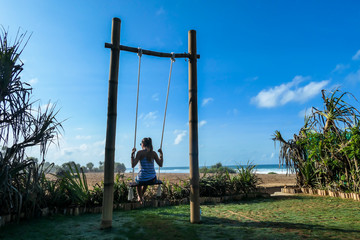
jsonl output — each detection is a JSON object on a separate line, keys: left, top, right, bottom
{"left": 127, "top": 164, "right": 290, "bottom": 174}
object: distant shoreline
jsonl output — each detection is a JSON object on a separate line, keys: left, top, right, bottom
{"left": 80, "top": 172, "right": 297, "bottom": 190}
{"left": 125, "top": 164, "right": 290, "bottom": 174}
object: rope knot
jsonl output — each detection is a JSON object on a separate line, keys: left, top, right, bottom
{"left": 137, "top": 48, "right": 143, "bottom": 58}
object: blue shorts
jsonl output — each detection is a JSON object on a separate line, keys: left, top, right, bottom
{"left": 135, "top": 177, "right": 157, "bottom": 185}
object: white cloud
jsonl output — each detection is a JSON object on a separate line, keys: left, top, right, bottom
{"left": 75, "top": 135, "right": 92, "bottom": 140}
{"left": 61, "top": 144, "right": 88, "bottom": 156}
{"left": 174, "top": 130, "right": 187, "bottom": 145}
{"left": 245, "top": 76, "right": 259, "bottom": 82}
{"left": 143, "top": 111, "right": 158, "bottom": 121}
{"left": 28, "top": 78, "right": 38, "bottom": 85}
{"left": 251, "top": 76, "right": 329, "bottom": 108}
{"left": 345, "top": 69, "right": 360, "bottom": 83}
{"left": 99, "top": 150, "right": 105, "bottom": 157}
{"left": 152, "top": 93, "right": 159, "bottom": 101}
{"left": 332, "top": 64, "right": 349, "bottom": 73}
{"left": 156, "top": 7, "right": 165, "bottom": 15}
{"left": 199, "top": 120, "right": 207, "bottom": 127}
{"left": 296, "top": 81, "right": 329, "bottom": 102}
{"left": 79, "top": 144, "right": 87, "bottom": 151}
{"left": 202, "top": 97, "right": 214, "bottom": 106}
{"left": 270, "top": 153, "right": 275, "bottom": 159}
{"left": 352, "top": 50, "right": 360, "bottom": 60}
{"left": 227, "top": 108, "right": 239, "bottom": 115}
{"left": 41, "top": 135, "right": 108, "bottom": 167}
{"left": 140, "top": 111, "right": 158, "bottom": 127}
{"left": 94, "top": 139, "right": 106, "bottom": 147}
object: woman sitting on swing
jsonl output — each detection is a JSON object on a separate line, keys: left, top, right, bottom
{"left": 131, "top": 137, "right": 163, "bottom": 203}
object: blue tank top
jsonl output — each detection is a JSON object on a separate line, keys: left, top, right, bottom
{"left": 136, "top": 157, "right": 156, "bottom": 182}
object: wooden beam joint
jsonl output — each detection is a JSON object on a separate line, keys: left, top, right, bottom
{"left": 105, "top": 42, "right": 200, "bottom": 59}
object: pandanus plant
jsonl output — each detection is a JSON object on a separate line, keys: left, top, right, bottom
{"left": 312, "top": 89, "right": 360, "bottom": 134}
{"left": 273, "top": 89, "right": 360, "bottom": 191}
{"left": 0, "top": 29, "right": 62, "bottom": 218}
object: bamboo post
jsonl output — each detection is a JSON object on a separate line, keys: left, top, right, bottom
{"left": 188, "top": 30, "right": 200, "bottom": 223}
{"left": 101, "top": 17, "right": 121, "bottom": 229}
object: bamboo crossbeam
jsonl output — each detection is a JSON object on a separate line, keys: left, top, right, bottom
{"left": 105, "top": 43, "right": 200, "bottom": 59}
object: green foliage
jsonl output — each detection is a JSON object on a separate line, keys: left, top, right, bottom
{"left": 43, "top": 178, "right": 68, "bottom": 209}
{"left": 57, "top": 162, "right": 89, "bottom": 206}
{"left": 199, "top": 171, "right": 230, "bottom": 197}
{"left": 88, "top": 183, "right": 103, "bottom": 207}
{"left": 230, "top": 164, "right": 259, "bottom": 194}
{"left": 160, "top": 163, "right": 259, "bottom": 199}
{"left": 86, "top": 173, "right": 131, "bottom": 206}
{"left": 86, "top": 162, "right": 94, "bottom": 172}
{"left": 273, "top": 89, "right": 360, "bottom": 192}
{"left": 99, "top": 161, "right": 104, "bottom": 171}
{"left": 113, "top": 173, "right": 129, "bottom": 203}
{"left": 199, "top": 162, "right": 236, "bottom": 174}
{"left": 115, "top": 162, "right": 126, "bottom": 173}
{"left": 160, "top": 179, "right": 190, "bottom": 200}
{"left": 0, "top": 29, "right": 62, "bottom": 218}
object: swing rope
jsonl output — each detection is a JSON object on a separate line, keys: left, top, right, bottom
{"left": 133, "top": 48, "right": 142, "bottom": 182}
{"left": 131, "top": 51, "right": 175, "bottom": 186}
{"left": 158, "top": 52, "right": 175, "bottom": 179}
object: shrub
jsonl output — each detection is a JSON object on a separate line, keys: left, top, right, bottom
{"left": 158, "top": 163, "right": 259, "bottom": 199}
{"left": 230, "top": 164, "right": 259, "bottom": 194}
{"left": 113, "top": 173, "right": 129, "bottom": 203}
{"left": 200, "top": 162, "right": 236, "bottom": 174}
{"left": 160, "top": 179, "right": 190, "bottom": 200}
{"left": 56, "top": 162, "right": 90, "bottom": 207}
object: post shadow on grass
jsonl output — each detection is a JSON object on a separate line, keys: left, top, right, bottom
{"left": 241, "top": 195, "right": 309, "bottom": 206}
{"left": 141, "top": 206, "right": 360, "bottom": 237}
{"left": 201, "top": 216, "right": 360, "bottom": 234}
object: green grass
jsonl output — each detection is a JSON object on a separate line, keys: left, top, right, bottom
{"left": 1, "top": 195, "right": 360, "bottom": 239}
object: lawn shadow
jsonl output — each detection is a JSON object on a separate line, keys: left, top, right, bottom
{"left": 221, "top": 194, "right": 315, "bottom": 205}
{"left": 201, "top": 215, "right": 360, "bottom": 235}
{"left": 158, "top": 212, "right": 189, "bottom": 218}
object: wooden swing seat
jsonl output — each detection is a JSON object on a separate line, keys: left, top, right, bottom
{"left": 128, "top": 179, "right": 163, "bottom": 187}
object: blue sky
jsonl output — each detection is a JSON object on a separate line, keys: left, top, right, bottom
{"left": 2, "top": 1, "right": 360, "bottom": 168}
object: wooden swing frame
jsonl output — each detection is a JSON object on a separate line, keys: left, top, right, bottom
{"left": 101, "top": 18, "right": 200, "bottom": 229}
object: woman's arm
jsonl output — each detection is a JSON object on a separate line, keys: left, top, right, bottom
{"left": 154, "top": 149, "right": 163, "bottom": 167}
{"left": 131, "top": 148, "right": 139, "bottom": 168}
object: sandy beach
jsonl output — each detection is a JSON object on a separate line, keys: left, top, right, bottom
{"left": 82, "top": 172, "right": 297, "bottom": 190}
